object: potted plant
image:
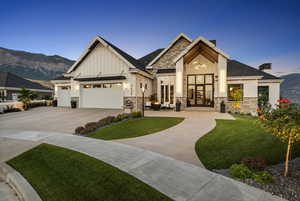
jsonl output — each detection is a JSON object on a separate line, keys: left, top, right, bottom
{"left": 151, "top": 102, "right": 161, "bottom": 111}
{"left": 71, "top": 100, "right": 77, "bottom": 108}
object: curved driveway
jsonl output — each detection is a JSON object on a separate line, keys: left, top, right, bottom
{"left": 115, "top": 111, "right": 235, "bottom": 167}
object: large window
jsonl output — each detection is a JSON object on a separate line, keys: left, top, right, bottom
{"left": 228, "top": 84, "right": 243, "bottom": 101}
{"left": 258, "top": 86, "right": 269, "bottom": 107}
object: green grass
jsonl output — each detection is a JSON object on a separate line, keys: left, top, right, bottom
{"left": 88, "top": 117, "right": 184, "bottom": 140}
{"left": 195, "top": 115, "right": 300, "bottom": 170}
{"left": 8, "top": 144, "right": 173, "bottom": 201}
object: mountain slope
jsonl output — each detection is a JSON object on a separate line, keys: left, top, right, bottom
{"left": 281, "top": 73, "right": 300, "bottom": 105}
{"left": 0, "top": 47, "right": 74, "bottom": 80}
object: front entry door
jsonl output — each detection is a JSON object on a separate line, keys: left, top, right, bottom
{"left": 187, "top": 74, "right": 214, "bottom": 107}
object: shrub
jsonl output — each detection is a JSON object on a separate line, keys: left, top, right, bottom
{"left": 3, "top": 106, "right": 21, "bottom": 113}
{"left": 85, "top": 122, "right": 98, "bottom": 131}
{"left": 241, "top": 157, "right": 267, "bottom": 171}
{"left": 75, "top": 126, "right": 85, "bottom": 135}
{"left": 229, "top": 164, "right": 253, "bottom": 179}
{"left": 130, "top": 111, "right": 142, "bottom": 118}
{"left": 28, "top": 101, "right": 47, "bottom": 108}
{"left": 253, "top": 171, "right": 274, "bottom": 184}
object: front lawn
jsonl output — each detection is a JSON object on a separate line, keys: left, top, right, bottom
{"left": 195, "top": 115, "right": 300, "bottom": 170}
{"left": 88, "top": 117, "right": 184, "bottom": 140}
{"left": 8, "top": 144, "right": 173, "bottom": 201}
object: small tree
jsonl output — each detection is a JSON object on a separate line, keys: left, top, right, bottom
{"left": 18, "top": 88, "right": 33, "bottom": 110}
{"left": 231, "top": 88, "right": 243, "bottom": 110}
{"left": 259, "top": 100, "right": 300, "bottom": 176}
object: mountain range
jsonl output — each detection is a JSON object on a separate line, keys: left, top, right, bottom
{"left": 0, "top": 47, "right": 74, "bottom": 80}
{"left": 280, "top": 73, "right": 300, "bottom": 105}
{"left": 0, "top": 47, "right": 299, "bottom": 104}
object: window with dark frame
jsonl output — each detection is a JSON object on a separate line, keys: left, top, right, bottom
{"left": 258, "top": 86, "right": 269, "bottom": 106}
{"left": 228, "top": 84, "right": 243, "bottom": 101}
{"left": 170, "top": 85, "right": 174, "bottom": 104}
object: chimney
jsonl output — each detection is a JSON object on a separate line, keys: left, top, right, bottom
{"left": 209, "top": 40, "right": 216, "bottom": 46}
{"left": 259, "top": 63, "right": 272, "bottom": 74}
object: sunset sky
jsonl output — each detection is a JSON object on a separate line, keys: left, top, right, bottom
{"left": 1, "top": 0, "right": 299, "bottom": 75}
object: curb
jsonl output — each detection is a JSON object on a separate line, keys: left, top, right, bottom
{"left": 0, "top": 162, "right": 42, "bottom": 201}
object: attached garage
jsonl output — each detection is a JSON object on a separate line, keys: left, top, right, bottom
{"left": 80, "top": 83, "right": 123, "bottom": 109}
{"left": 57, "top": 86, "right": 71, "bottom": 107}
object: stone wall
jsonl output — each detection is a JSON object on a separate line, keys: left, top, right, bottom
{"left": 123, "top": 97, "right": 150, "bottom": 112}
{"left": 152, "top": 37, "right": 191, "bottom": 69}
{"left": 215, "top": 97, "right": 258, "bottom": 114}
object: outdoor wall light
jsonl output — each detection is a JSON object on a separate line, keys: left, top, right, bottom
{"left": 123, "top": 83, "right": 131, "bottom": 90}
{"left": 75, "top": 85, "right": 80, "bottom": 90}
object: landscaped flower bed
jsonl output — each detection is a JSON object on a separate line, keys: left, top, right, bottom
{"left": 215, "top": 157, "right": 300, "bottom": 201}
{"left": 74, "top": 111, "right": 142, "bottom": 135}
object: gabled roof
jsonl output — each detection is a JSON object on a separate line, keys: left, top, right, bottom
{"left": 173, "top": 36, "right": 230, "bottom": 63}
{"left": 227, "top": 60, "right": 280, "bottom": 80}
{"left": 147, "top": 33, "right": 193, "bottom": 67}
{"left": 67, "top": 35, "right": 148, "bottom": 73}
{"left": 138, "top": 48, "right": 164, "bottom": 67}
{"left": 0, "top": 72, "right": 52, "bottom": 90}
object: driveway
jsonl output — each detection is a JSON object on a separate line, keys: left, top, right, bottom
{"left": 115, "top": 111, "right": 235, "bottom": 167}
{"left": 0, "top": 107, "right": 122, "bottom": 133}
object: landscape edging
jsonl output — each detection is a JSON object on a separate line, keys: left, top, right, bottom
{"left": 0, "top": 162, "right": 42, "bottom": 201}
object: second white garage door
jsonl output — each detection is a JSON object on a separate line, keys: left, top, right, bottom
{"left": 80, "top": 87, "right": 123, "bottom": 109}
{"left": 57, "top": 87, "right": 71, "bottom": 107}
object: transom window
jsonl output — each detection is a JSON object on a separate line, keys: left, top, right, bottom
{"left": 83, "top": 83, "right": 122, "bottom": 89}
{"left": 228, "top": 84, "right": 243, "bottom": 101}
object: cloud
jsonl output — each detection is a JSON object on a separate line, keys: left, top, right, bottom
{"left": 248, "top": 52, "right": 300, "bottom": 76}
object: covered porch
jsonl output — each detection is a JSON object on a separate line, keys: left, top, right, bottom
{"left": 174, "top": 37, "right": 230, "bottom": 110}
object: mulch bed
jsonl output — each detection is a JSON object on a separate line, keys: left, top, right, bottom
{"left": 214, "top": 158, "right": 300, "bottom": 201}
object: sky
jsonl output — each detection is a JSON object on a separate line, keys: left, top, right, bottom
{"left": 1, "top": 0, "right": 299, "bottom": 75}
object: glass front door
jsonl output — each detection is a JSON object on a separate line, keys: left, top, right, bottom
{"left": 187, "top": 74, "right": 214, "bottom": 107}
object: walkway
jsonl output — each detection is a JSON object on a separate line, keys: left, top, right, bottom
{"left": 0, "top": 180, "right": 20, "bottom": 201}
{"left": 0, "top": 130, "right": 285, "bottom": 201}
{"left": 115, "top": 111, "right": 235, "bottom": 167}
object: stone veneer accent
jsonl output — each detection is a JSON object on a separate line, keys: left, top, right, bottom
{"left": 124, "top": 97, "right": 150, "bottom": 112}
{"left": 152, "top": 37, "right": 191, "bottom": 69}
{"left": 215, "top": 97, "right": 258, "bottom": 114}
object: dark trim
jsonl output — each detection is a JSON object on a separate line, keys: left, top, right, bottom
{"left": 186, "top": 74, "right": 214, "bottom": 107}
{"left": 157, "top": 69, "right": 176, "bottom": 74}
{"left": 74, "top": 76, "right": 126, "bottom": 82}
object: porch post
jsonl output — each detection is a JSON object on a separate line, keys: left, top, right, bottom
{"left": 217, "top": 54, "right": 227, "bottom": 97}
{"left": 175, "top": 58, "right": 184, "bottom": 98}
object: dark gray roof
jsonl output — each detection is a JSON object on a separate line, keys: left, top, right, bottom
{"left": 157, "top": 68, "right": 176, "bottom": 74}
{"left": 227, "top": 60, "right": 280, "bottom": 80}
{"left": 74, "top": 76, "right": 126, "bottom": 82}
{"left": 53, "top": 75, "right": 71, "bottom": 80}
{"left": 138, "top": 48, "right": 164, "bottom": 67}
{"left": 0, "top": 72, "right": 52, "bottom": 90}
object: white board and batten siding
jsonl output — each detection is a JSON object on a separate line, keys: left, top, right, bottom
{"left": 73, "top": 43, "right": 129, "bottom": 78}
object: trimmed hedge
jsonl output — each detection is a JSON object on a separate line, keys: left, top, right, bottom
{"left": 74, "top": 111, "right": 142, "bottom": 135}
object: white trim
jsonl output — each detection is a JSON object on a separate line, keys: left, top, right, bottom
{"left": 258, "top": 79, "right": 283, "bottom": 83}
{"left": 51, "top": 80, "right": 71, "bottom": 84}
{"left": 146, "top": 33, "right": 193, "bottom": 68}
{"left": 129, "top": 68, "right": 154, "bottom": 79}
{"left": 66, "top": 36, "right": 135, "bottom": 74}
{"left": 226, "top": 76, "right": 263, "bottom": 81}
{"left": 173, "top": 36, "right": 230, "bottom": 63}
{"left": 0, "top": 87, "right": 52, "bottom": 93}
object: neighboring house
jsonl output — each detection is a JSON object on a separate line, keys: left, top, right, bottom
{"left": 52, "top": 33, "right": 282, "bottom": 114}
{"left": 0, "top": 71, "right": 53, "bottom": 102}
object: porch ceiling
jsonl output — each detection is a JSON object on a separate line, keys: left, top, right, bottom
{"left": 184, "top": 41, "right": 219, "bottom": 64}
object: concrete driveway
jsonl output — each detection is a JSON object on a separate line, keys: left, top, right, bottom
{"left": 115, "top": 110, "right": 235, "bottom": 167}
{"left": 0, "top": 107, "right": 122, "bottom": 133}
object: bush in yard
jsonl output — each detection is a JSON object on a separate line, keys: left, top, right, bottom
{"left": 75, "top": 126, "right": 85, "bottom": 135}
{"left": 229, "top": 164, "right": 253, "bottom": 179}
{"left": 130, "top": 111, "right": 142, "bottom": 118}
{"left": 241, "top": 157, "right": 267, "bottom": 171}
{"left": 253, "top": 171, "right": 274, "bottom": 184}
{"left": 260, "top": 101, "right": 300, "bottom": 176}
{"left": 18, "top": 88, "right": 33, "bottom": 110}
{"left": 85, "top": 122, "right": 98, "bottom": 131}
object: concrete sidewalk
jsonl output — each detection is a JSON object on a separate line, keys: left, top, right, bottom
{"left": 115, "top": 111, "right": 235, "bottom": 167}
{"left": 0, "top": 130, "right": 285, "bottom": 201}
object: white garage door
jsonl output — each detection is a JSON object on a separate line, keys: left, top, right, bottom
{"left": 57, "top": 87, "right": 71, "bottom": 107}
{"left": 80, "top": 85, "right": 123, "bottom": 109}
